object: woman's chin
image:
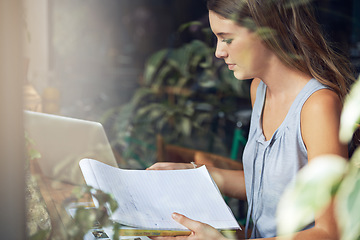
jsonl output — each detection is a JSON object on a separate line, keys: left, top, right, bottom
{"left": 233, "top": 71, "right": 249, "bottom": 81}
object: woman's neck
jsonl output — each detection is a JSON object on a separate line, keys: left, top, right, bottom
{"left": 259, "top": 57, "right": 312, "bottom": 100}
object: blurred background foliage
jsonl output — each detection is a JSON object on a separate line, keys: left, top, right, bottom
{"left": 102, "top": 23, "right": 251, "bottom": 168}
{"left": 47, "top": 0, "right": 360, "bottom": 169}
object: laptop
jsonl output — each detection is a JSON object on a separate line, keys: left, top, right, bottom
{"left": 24, "top": 110, "right": 118, "bottom": 185}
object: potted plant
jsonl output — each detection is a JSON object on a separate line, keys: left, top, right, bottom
{"left": 103, "top": 24, "right": 251, "bottom": 168}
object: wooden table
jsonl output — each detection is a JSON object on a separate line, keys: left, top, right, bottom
{"left": 30, "top": 159, "right": 93, "bottom": 239}
{"left": 30, "top": 159, "right": 245, "bottom": 239}
{"left": 30, "top": 159, "right": 150, "bottom": 240}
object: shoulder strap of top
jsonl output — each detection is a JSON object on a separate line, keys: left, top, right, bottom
{"left": 253, "top": 80, "right": 267, "bottom": 117}
{"left": 251, "top": 79, "right": 328, "bottom": 141}
{"left": 290, "top": 78, "right": 328, "bottom": 113}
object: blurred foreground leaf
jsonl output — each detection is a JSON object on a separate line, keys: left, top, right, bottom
{"left": 336, "top": 148, "right": 360, "bottom": 240}
{"left": 340, "top": 76, "right": 360, "bottom": 143}
{"left": 277, "top": 155, "right": 348, "bottom": 236}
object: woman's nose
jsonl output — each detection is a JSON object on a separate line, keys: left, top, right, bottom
{"left": 215, "top": 42, "right": 228, "bottom": 59}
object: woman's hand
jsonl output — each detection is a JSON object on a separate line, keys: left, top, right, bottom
{"left": 147, "top": 162, "right": 195, "bottom": 170}
{"left": 150, "top": 213, "right": 228, "bottom": 240}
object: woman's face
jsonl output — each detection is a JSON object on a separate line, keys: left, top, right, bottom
{"left": 209, "top": 10, "right": 273, "bottom": 80}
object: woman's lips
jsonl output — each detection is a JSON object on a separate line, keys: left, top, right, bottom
{"left": 227, "top": 64, "right": 235, "bottom": 70}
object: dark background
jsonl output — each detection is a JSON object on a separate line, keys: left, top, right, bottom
{"left": 48, "top": 0, "right": 359, "bottom": 122}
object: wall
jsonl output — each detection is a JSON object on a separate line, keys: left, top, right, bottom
{"left": 48, "top": 0, "right": 207, "bottom": 121}
{"left": 23, "top": 0, "right": 50, "bottom": 93}
{"left": 0, "top": 0, "right": 26, "bottom": 238}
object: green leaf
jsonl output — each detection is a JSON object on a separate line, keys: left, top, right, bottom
{"left": 143, "top": 49, "right": 168, "bottom": 85}
{"left": 277, "top": 155, "right": 348, "bottom": 236}
{"left": 157, "top": 116, "right": 169, "bottom": 131}
{"left": 29, "top": 229, "right": 51, "bottom": 240}
{"left": 184, "top": 103, "right": 195, "bottom": 117}
{"left": 336, "top": 148, "right": 360, "bottom": 240}
{"left": 178, "top": 21, "right": 202, "bottom": 33}
{"left": 131, "top": 88, "right": 155, "bottom": 105}
{"left": 194, "top": 112, "right": 212, "bottom": 126}
{"left": 25, "top": 131, "right": 35, "bottom": 146}
{"left": 168, "top": 51, "right": 190, "bottom": 78}
{"left": 28, "top": 149, "right": 42, "bottom": 160}
{"left": 340, "top": 76, "right": 360, "bottom": 143}
{"left": 350, "top": 147, "right": 360, "bottom": 169}
{"left": 336, "top": 175, "right": 360, "bottom": 240}
{"left": 74, "top": 207, "right": 97, "bottom": 231}
{"left": 188, "top": 40, "right": 212, "bottom": 70}
{"left": 199, "top": 79, "right": 216, "bottom": 88}
{"left": 107, "top": 195, "right": 119, "bottom": 213}
{"left": 112, "top": 222, "right": 121, "bottom": 240}
{"left": 180, "top": 117, "right": 192, "bottom": 136}
{"left": 154, "top": 64, "right": 175, "bottom": 87}
{"left": 148, "top": 109, "right": 164, "bottom": 121}
{"left": 174, "top": 76, "right": 190, "bottom": 89}
{"left": 136, "top": 103, "right": 165, "bottom": 118}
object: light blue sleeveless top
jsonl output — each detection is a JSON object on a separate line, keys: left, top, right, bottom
{"left": 243, "top": 78, "right": 327, "bottom": 238}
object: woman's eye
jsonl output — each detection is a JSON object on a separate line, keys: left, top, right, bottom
{"left": 222, "top": 39, "right": 233, "bottom": 44}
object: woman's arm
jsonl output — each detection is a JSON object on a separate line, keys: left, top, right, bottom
{"left": 206, "top": 166, "right": 246, "bottom": 200}
{"left": 301, "top": 88, "right": 348, "bottom": 160}
{"left": 285, "top": 88, "right": 347, "bottom": 240}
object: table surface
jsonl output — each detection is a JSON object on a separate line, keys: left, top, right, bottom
{"left": 30, "top": 159, "right": 246, "bottom": 239}
{"left": 30, "top": 159, "right": 151, "bottom": 240}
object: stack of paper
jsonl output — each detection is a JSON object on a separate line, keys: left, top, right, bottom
{"left": 79, "top": 158, "right": 240, "bottom": 236}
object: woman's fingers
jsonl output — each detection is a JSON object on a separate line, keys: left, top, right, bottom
{"left": 172, "top": 213, "right": 201, "bottom": 232}
{"left": 172, "top": 213, "right": 226, "bottom": 240}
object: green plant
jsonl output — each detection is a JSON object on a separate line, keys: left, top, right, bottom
{"left": 59, "top": 186, "right": 121, "bottom": 240}
{"left": 103, "top": 24, "right": 251, "bottom": 168}
{"left": 277, "top": 76, "right": 360, "bottom": 240}
{"left": 25, "top": 133, "right": 52, "bottom": 240}
{"left": 25, "top": 133, "right": 122, "bottom": 240}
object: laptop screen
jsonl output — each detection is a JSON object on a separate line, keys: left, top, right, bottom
{"left": 24, "top": 110, "right": 118, "bottom": 185}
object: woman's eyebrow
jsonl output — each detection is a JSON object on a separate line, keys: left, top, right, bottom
{"left": 215, "top": 32, "right": 232, "bottom": 37}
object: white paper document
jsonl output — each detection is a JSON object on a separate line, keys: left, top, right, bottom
{"left": 79, "top": 158, "right": 240, "bottom": 231}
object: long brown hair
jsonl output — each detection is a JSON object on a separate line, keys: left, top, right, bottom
{"left": 207, "top": 0, "right": 355, "bottom": 101}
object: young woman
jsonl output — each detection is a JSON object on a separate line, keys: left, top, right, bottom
{"left": 148, "top": 0, "right": 355, "bottom": 239}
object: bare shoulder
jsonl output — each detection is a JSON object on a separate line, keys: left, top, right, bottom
{"left": 302, "top": 88, "right": 342, "bottom": 118}
{"left": 250, "top": 78, "right": 261, "bottom": 107}
{"left": 301, "top": 88, "right": 346, "bottom": 159}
